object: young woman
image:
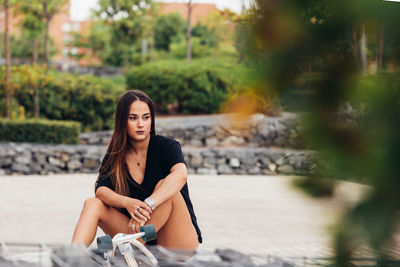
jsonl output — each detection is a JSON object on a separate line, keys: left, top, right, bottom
{"left": 71, "top": 90, "right": 202, "bottom": 250}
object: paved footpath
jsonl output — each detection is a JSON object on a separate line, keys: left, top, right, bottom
{"left": 0, "top": 174, "right": 368, "bottom": 259}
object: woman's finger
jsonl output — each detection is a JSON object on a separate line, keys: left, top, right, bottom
{"left": 138, "top": 208, "right": 150, "bottom": 219}
{"left": 130, "top": 213, "right": 140, "bottom": 223}
{"left": 128, "top": 218, "right": 135, "bottom": 233}
{"left": 135, "top": 209, "right": 148, "bottom": 221}
{"left": 141, "top": 203, "right": 152, "bottom": 213}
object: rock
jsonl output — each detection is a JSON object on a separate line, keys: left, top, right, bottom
{"left": 288, "top": 156, "right": 303, "bottom": 166}
{"left": 86, "top": 147, "right": 101, "bottom": 159}
{"left": 258, "top": 123, "right": 270, "bottom": 137}
{"left": 49, "top": 157, "right": 65, "bottom": 168}
{"left": 206, "top": 137, "right": 219, "bottom": 147}
{"left": 217, "top": 158, "right": 226, "bottom": 165}
{"left": 34, "top": 154, "right": 47, "bottom": 165}
{"left": 229, "top": 158, "right": 240, "bottom": 168}
{"left": 11, "top": 163, "right": 30, "bottom": 173}
{"left": 68, "top": 160, "right": 82, "bottom": 171}
{"left": 275, "top": 157, "right": 285, "bottom": 165}
{"left": 277, "top": 165, "right": 294, "bottom": 173}
{"left": 248, "top": 166, "right": 261, "bottom": 174}
{"left": 274, "top": 137, "right": 286, "bottom": 146}
{"left": 189, "top": 153, "right": 203, "bottom": 167}
{"left": 83, "top": 159, "right": 99, "bottom": 169}
{"left": 221, "top": 136, "right": 245, "bottom": 147}
{"left": 189, "top": 139, "right": 203, "bottom": 147}
{"left": 15, "top": 152, "right": 32, "bottom": 164}
{"left": 203, "top": 157, "right": 216, "bottom": 168}
{"left": 268, "top": 163, "right": 277, "bottom": 172}
{"left": 31, "top": 163, "right": 42, "bottom": 173}
{"left": 275, "top": 122, "right": 286, "bottom": 134}
{"left": 216, "top": 248, "right": 253, "bottom": 265}
{"left": 61, "top": 153, "right": 70, "bottom": 162}
{"left": 259, "top": 156, "right": 271, "bottom": 165}
{"left": 217, "top": 164, "right": 233, "bottom": 174}
{"left": 0, "top": 158, "right": 12, "bottom": 167}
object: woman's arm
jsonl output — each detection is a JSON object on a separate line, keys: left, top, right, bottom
{"left": 96, "top": 187, "right": 151, "bottom": 221}
{"left": 148, "top": 162, "right": 188, "bottom": 208}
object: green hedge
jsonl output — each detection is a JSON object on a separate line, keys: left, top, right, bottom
{"left": 0, "top": 119, "right": 81, "bottom": 144}
{"left": 0, "top": 65, "right": 124, "bottom": 132}
{"left": 125, "top": 59, "right": 240, "bottom": 114}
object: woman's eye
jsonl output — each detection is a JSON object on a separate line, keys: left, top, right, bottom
{"left": 144, "top": 116, "right": 150, "bottom": 120}
{"left": 129, "top": 117, "right": 136, "bottom": 120}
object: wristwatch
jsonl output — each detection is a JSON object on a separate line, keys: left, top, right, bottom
{"left": 144, "top": 197, "right": 156, "bottom": 211}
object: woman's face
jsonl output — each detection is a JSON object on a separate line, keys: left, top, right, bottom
{"left": 127, "top": 100, "right": 152, "bottom": 142}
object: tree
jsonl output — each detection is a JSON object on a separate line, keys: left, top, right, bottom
{"left": 154, "top": 13, "right": 186, "bottom": 51}
{"left": 4, "top": 0, "right": 11, "bottom": 118}
{"left": 14, "top": 3, "right": 46, "bottom": 64}
{"left": 193, "top": 9, "right": 238, "bottom": 49}
{"left": 186, "top": 0, "right": 192, "bottom": 64}
{"left": 93, "top": 0, "right": 155, "bottom": 67}
{"left": 16, "top": 0, "right": 68, "bottom": 69}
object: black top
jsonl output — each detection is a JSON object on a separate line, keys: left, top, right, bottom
{"left": 95, "top": 135, "right": 202, "bottom": 243}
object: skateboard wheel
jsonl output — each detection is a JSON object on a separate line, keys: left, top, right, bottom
{"left": 97, "top": 235, "right": 113, "bottom": 250}
{"left": 140, "top": 224, "right": 157, "bottom": 242}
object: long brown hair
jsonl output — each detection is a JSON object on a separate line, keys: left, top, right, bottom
{"left": 98, "top": 90, "right": 156, "bottom": 196}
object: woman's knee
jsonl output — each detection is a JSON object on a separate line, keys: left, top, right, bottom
{"left": 83, "top": 197, "right": 106, "bottom": 213}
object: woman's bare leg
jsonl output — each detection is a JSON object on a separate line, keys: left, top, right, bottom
{"left": 144, "top": 180, "right": 198, "bottom": 250}
{"left": 71, "top": 198, "right": 130, "bottom": 246}
{"left": 71, "top": 180, "right": 198, "bottom": 250}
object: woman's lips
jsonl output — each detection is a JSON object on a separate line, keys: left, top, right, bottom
{"left": 136, "top": 131, "right": 145, "bottom": 135}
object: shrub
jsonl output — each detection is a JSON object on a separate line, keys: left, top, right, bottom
{"left": 0, "top": 65, "right": 124, "bottom": 132}
{"left": 125, "top": 59, "right": 239, "bottom": 114}
{"left": 170, "top": 38, "right": 213, "bottom": 59}
{"left": 38, "top": 72, "right": 124, "bottom": 131}
{"left": 0, "top": 119, "right": 80, "bottom": 144}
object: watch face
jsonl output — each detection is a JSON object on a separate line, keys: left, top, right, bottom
{"left": 145, "top": 198, "right": 155, "bottom": 210}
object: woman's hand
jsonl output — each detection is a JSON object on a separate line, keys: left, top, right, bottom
{"left": 124, "top": 197, "right": 152, "bottom": 223}
{"left": 128, "top": 217, "right": 147, "bottom": 234}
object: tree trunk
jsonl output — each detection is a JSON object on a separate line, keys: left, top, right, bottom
{"left": 351, "top": 26, "right": 359, "bottom": 66}
{"left": 377, "top": 24, "right": 383, "bottom": 71}
{"left": 150, "top": 29, "right": 155, "bottom": 61}
{"left": 186, "top": 0, "right": 192, "bottom": 64}
{"left": 43, "top": 1, "right": 50, "bottom": 70}
{"left": 5, "top": 0, "right": 11, "bottom": 118}
{"left": 360, "top": 24, "right": 367, "bottom": 76}
{"left": 34, "top": 84, "right": 40, "bottom": 118}
{"left": 33, "top": 38, "right": 39, "bottom": 65}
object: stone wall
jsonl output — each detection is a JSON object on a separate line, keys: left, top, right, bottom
{"left": 80, "top": 113, "right": 304, "bottom": 149}
{"left": 0, "top": 113, "right": 318, "bottom": 176}
{"left": 0, "top": 143, "right": 315, "bottom": 176}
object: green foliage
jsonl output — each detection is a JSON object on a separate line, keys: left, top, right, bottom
{"left": 0, "top": 119, "right": 80, "bottom": 144}
{"left": 0, "top": 32, "right": 58, "bottom": 60}
{"left": 125, "top": 59, "right": 240, "bottom": 114}
{"left": 170, "top": 37, "right": 213, "bottom": 59}
{"left": 154, "top": 13, "right": 186, "bottom": 51}
{"left": 90, "top": 0, "right": 155, "bottom": 66}
{"left": 38, "top": 72, "right": 124, "bottom": 131}
{"left": 191, "top": 22, "right": 219, "bottom": 48}
{"left": 244, "top": 0, "right": 400, "bottom": 264}
{"left": 13, "top": 0, "right": 69, "bottom": 63}
{"left": 0, "top": 66, "right": 124, "bottom": 131}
